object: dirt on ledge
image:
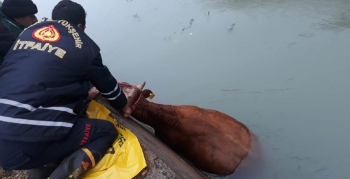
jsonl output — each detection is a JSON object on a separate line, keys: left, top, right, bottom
{"left": 0, "top": 97, "right": 209, "bottom": 179}
{"left": 0, "top": 168, "right": 28, "bottom": 179}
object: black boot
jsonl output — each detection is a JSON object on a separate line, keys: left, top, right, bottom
{"left": 48, "top": 148, "right": 98, "bottom": 179}
{"left": 27, "top": 162, "right": 60, "bottom": 179}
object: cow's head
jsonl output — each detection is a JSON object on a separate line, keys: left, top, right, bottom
{"left": 119, "top": 82, "right": 154, "bottom": 111}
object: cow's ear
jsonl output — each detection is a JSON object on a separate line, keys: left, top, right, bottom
{"left": 141, "top": 89, "right": 155, "bottom": 99}
{"left": 149, "top": 92, "right": 155, "bottom": 100}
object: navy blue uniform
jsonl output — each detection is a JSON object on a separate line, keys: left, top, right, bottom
{"left": 0, "top": 18, "right": 126, "bottom": 170}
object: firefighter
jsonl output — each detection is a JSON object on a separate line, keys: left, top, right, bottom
{"left": 0, "top": 1, "right": 131, "bottom": 178}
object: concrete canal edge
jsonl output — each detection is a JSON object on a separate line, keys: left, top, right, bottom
{"left": 0, "top": 96, "right": 209, "bottom": 179}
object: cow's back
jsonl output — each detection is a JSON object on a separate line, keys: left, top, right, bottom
{"left": 156, "top": 105, "right": 251, "bottom": 175}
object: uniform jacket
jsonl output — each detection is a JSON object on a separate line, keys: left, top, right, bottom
{"left": 0, "top": 18, "right": 127, "bottom": 142}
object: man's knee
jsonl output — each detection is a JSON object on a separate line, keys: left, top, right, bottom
{"left": 75, "top": 118, "right": 116, "bottom": 146}
{"left": 96, "top": 119, "right": 118, "bottom": 137}
{"left": 102, "top": 120, "right": 118, "bottom": 144}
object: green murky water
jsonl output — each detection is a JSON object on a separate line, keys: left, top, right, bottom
{"left": 34, "top": 0, "right": 350, "bottom": 178}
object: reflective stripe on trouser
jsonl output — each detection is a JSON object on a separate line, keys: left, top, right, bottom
{"left": 0, "top": 117, "right": 118, "bottom": 171}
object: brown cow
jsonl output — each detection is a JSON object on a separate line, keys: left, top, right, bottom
{"left": 120, "top": 82, "right": 252, "bottom": 175}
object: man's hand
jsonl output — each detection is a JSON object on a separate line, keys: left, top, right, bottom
{"left": 85, "top": 87, "right": 100, "bottom": 102}
{"left": 122, "top": 105, "right": 131, "bottom": 118}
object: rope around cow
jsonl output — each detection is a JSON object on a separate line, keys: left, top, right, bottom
{"left": 117, "top": 82, "right": 142, "bottom": 110}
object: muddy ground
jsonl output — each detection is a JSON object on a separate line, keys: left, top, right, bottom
{"left": 0, "top": 168, "right": 28, "bottom": 179}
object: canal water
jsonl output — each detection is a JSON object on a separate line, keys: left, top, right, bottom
{"left": 34, "top": 0, "right": 350, "bottom": 178}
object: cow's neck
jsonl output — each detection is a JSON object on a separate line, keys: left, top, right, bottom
{"left": 131, "top": 101, "right": 180, "bottom": 131}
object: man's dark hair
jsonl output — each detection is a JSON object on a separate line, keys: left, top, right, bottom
{"left": 52, "top": 0, "right": 86, "bottom": 27}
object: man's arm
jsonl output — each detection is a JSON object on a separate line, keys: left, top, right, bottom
{"left": 86, "top": 53, "right": 127, "bottom": 110}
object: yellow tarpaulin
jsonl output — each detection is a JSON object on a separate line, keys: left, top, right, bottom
{"left": 82, "top": 100, "right": 147, "bottom": 179}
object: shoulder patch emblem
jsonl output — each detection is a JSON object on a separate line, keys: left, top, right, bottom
{"left": 32, "top": 25, "right": 61, "bottom": 42}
